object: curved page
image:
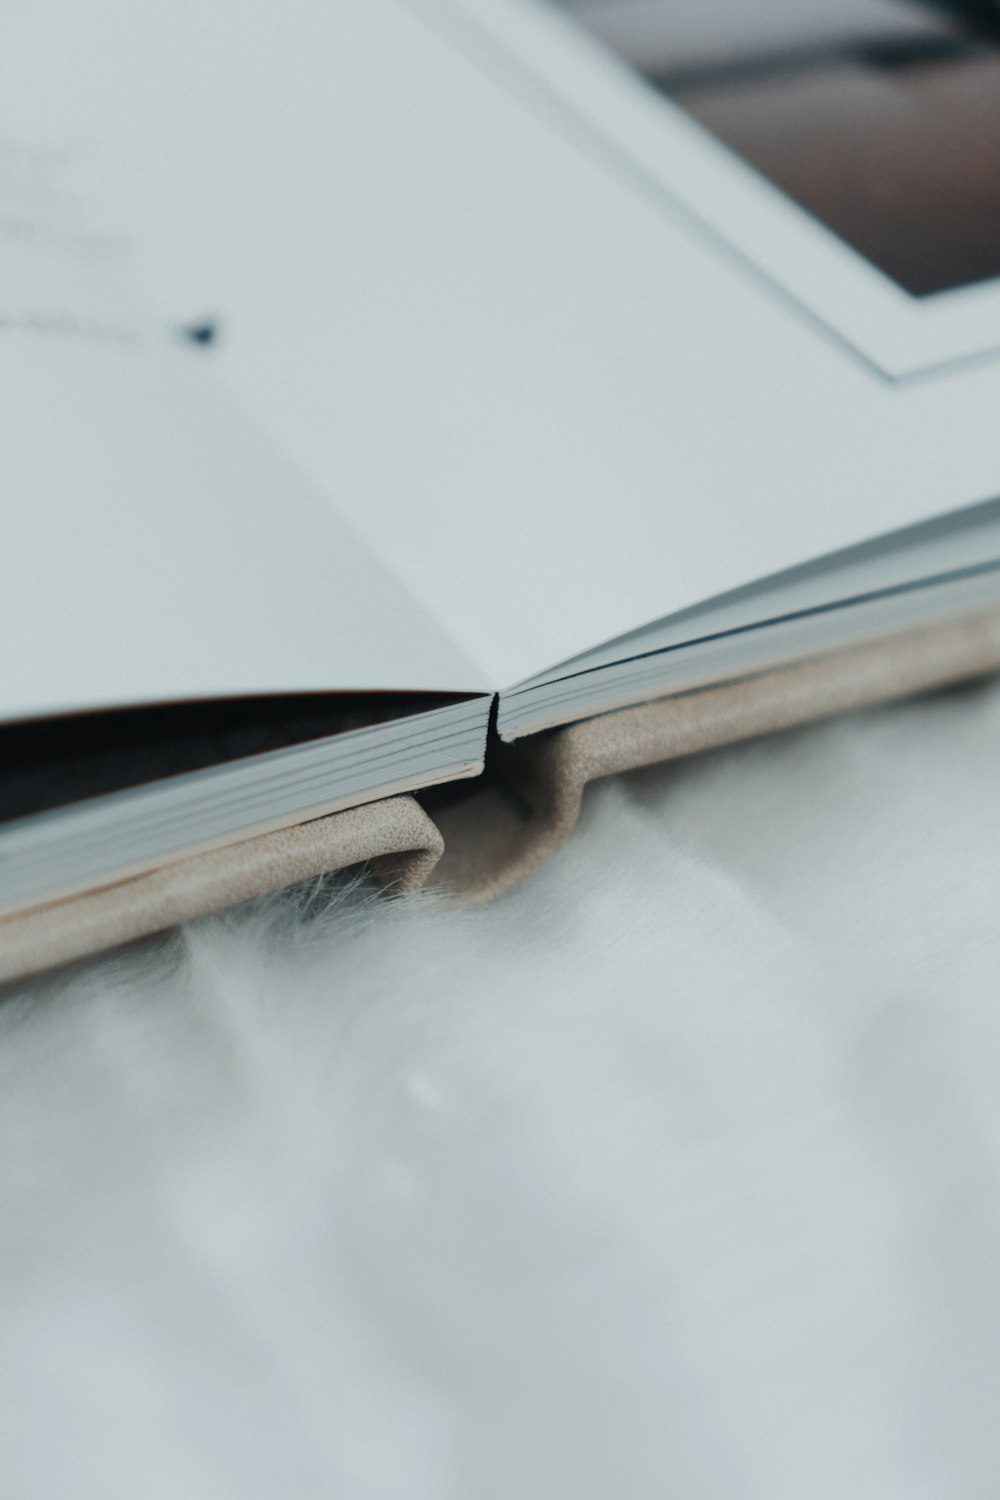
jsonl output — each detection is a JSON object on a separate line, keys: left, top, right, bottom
{"left": 0, "top": 333, "right": 486, "bottom": 722}
{"left": 9, "top": 0, "right": 1000, "bottom": 697}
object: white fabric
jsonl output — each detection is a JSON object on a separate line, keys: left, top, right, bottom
{"left": 3, "top": 677, "right": 1000, "bottom": 1498}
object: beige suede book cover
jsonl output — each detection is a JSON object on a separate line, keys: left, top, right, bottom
{"left": 4, "top": 608, "right": 1000, "bottom": 987}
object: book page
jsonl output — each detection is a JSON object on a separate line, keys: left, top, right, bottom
{"left": 533, "top": 0, "right": 1000, "bottom": 377}
{"left": 0, "top": 292, "right": 485, "bottom": 723}
{"left": 9, "top": 0, "right": 1000, "bottom": 692}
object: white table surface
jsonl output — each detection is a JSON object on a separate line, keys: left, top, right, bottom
{"left": 3, "top": 673, "right": 1000, "bottom": 1498}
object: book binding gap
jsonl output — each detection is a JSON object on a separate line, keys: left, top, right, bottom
{"left": 5, "top": 606, "right": 1000, "bottom": 987}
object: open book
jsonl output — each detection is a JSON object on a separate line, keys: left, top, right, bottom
{"left": 4, "top": 0, "right": 1000, "bottom": 978}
